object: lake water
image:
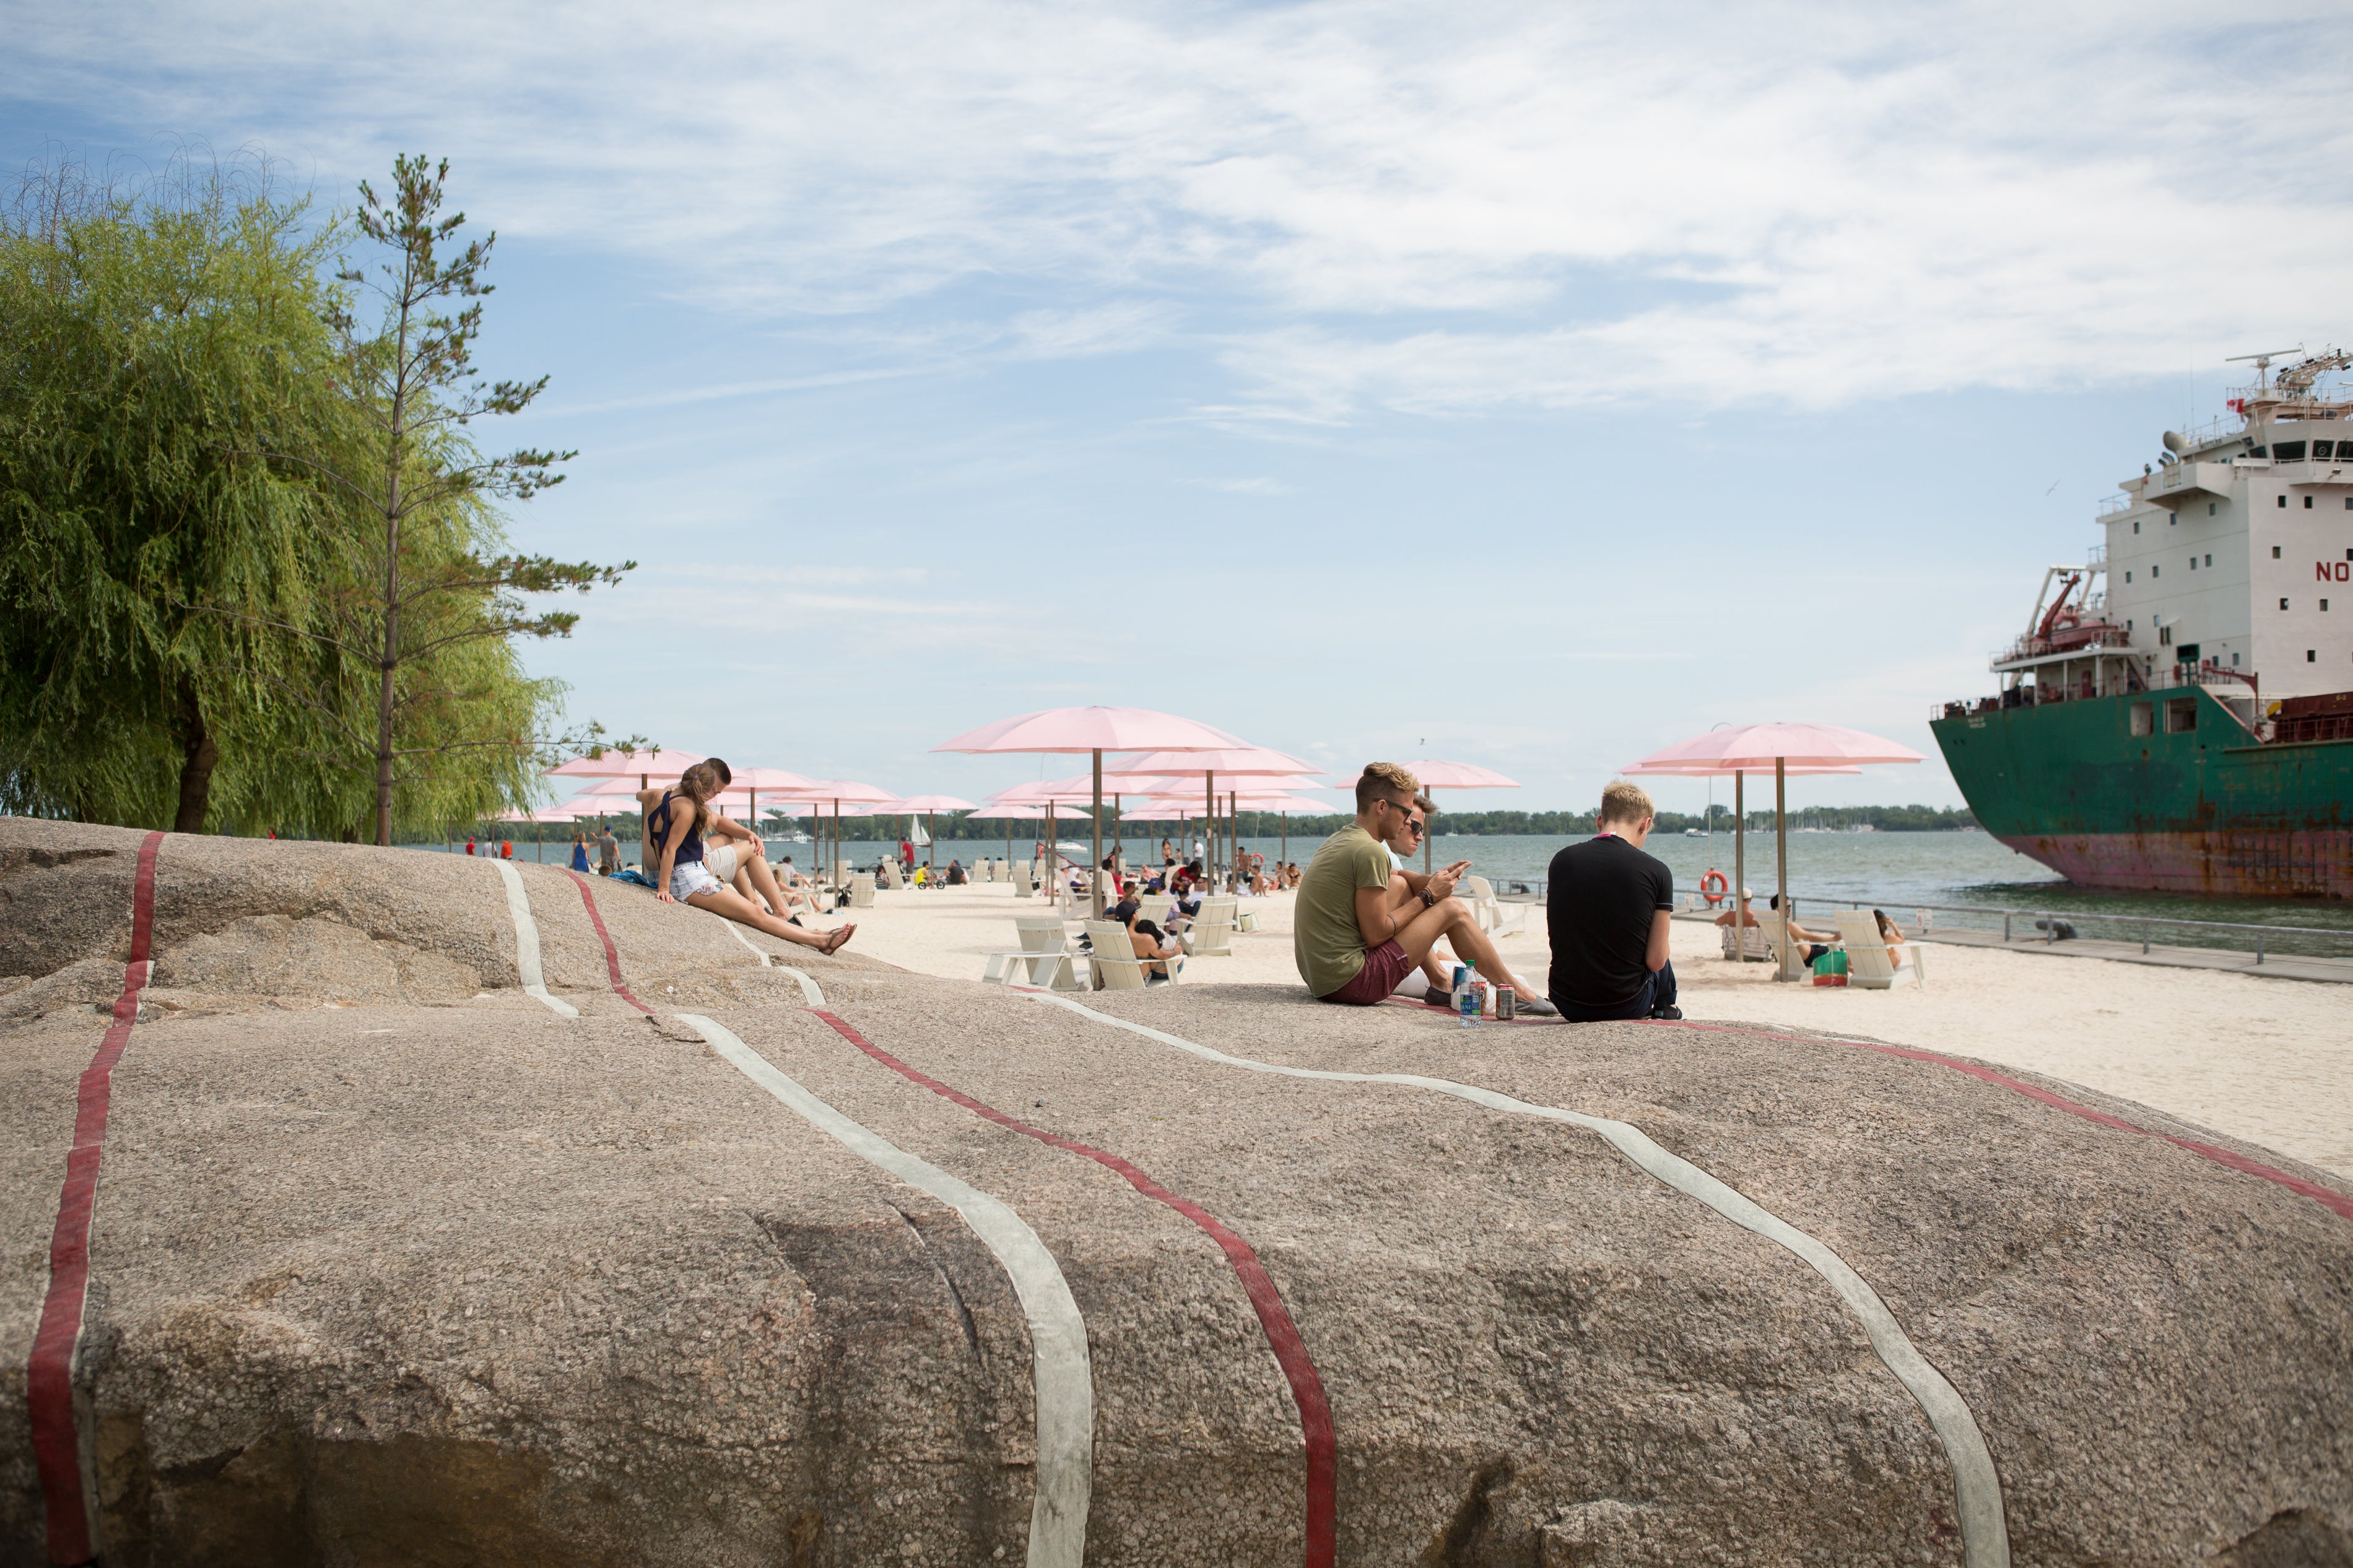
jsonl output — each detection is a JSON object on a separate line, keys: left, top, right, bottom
{"left": 427, "top": 826, "right": 2353, "bottom": 957}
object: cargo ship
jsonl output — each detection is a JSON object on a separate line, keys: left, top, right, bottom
{"left": 1931, "top": 349, "right": 2353, "bottom": 899}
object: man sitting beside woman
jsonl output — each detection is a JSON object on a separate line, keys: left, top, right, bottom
{"left": 637, "top": 761, "right": 827, "bottom": 922}
{"left": 645, "top": 762, "right": 854, "bottom": 955}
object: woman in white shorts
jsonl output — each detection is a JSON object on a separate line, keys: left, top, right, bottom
{"left": 649, "top": 765, "right": 855, "bottom": 956}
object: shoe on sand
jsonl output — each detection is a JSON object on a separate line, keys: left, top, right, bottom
{"left": 1422, "top": 987, "right": 1453, "bottom": 1011}
{"left": 1515, "top": 995, "right": 1559, "bottom": 1018}
{"left": 1647, "top": 1003, "right": 1682, "bottom": 1020}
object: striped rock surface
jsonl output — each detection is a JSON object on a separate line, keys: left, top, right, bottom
{"left": 2, "top": 820, "right": 2349, "bottom": 1567}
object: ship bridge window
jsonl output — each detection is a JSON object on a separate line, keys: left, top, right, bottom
{"left": 2306, "top": 495, "right": 2315, "bottom": 508}
{"left": 2275, "top": 440, "right": 2307, "bottom": 462}
{"left": 2316, "top": 440, "right": 2336, "bottom": 459}
{"left": 2279, "top": 495, "right": 2288, "bottom": 507}
{"left": 2164, "top": 698, "right": 2198, "bottom": 734}
{"left": 2275, "top": 546, "right": 2283, "bottom": 558}
{"left": 2129, "top": 703, "right": 2154, "bottom": 737}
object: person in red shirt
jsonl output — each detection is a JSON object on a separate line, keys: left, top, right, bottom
{"left": 465, "top": 838, "right": 476, "bottom": 855}
{"left": 500, "top": 840, "right": 513, "bottom": 859}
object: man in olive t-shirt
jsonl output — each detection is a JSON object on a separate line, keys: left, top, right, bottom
{"left": 1294, "top": 764, "right": 1555, "bottom": 1013}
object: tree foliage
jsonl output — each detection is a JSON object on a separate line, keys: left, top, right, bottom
{"left": 228, "top": 155, "right": 631, "bottom": 844}
{"left": 0, "top": 150, "right": 628, "bottom": 839}
{"left": 0, "top": 152, "right": 344, "bottom": 830}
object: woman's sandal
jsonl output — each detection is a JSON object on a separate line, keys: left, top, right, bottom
{"left": 819, "top": 925, "right": 855, "bottom": 956}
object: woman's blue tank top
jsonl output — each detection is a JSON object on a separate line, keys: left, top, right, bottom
{"left": 648, "top": 790, "right": 704, "bottom": 864}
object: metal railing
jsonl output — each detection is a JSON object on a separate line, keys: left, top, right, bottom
{"left": 1669, "top": 886, "right": 2349, "bottom": 966}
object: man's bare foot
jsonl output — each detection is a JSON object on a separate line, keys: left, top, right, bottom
{"left": 819, "top": 924, "right": 855, "bottom": 956}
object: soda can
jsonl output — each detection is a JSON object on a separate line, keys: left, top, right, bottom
{"left": 1496, "top": 985, "right": 1516, "bottom": 1021}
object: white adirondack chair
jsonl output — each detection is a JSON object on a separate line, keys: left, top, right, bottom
{"left": 980, "top": 915, "right": 1083, "bottom": 988}
{"left": 1720, "top": 919, "right": 1773, "bottom": 961}
{"left": 1084, "top": 920, "right": 1152, "bottom": 990}
{"left": 1187, "top": 896, "right": 1238, "bottom": 957}
{"left": 877, "top": 860, "right": 902, "bottom": 890}
{"left": 1464, "top": 876, "right": 1524, "bottom": 936}
{"left": 1833, "top": 911, "right": 1927, "bottom": 990}
{"left": 848, "top": 872, "right": 877, "bottom": 907}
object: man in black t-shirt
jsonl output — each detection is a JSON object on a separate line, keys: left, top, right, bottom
{"left": 1546, "top": 781, "right": 1681, "bottom": 1021}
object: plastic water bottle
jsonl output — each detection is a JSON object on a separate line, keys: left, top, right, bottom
{"left": 1455, "top": 964, "right": 1477, "bottom": 1027}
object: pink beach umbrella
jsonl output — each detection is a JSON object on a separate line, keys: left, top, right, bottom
{"left": 1103, "top": 746, "right": 1319, "bottom": 887}
{"left": 1393, "top": 759, "right": 1520, "bottom": 873}
{"left": 970, "top": 799, "right": 1094, "bottom": 875}
{"left": 543, "top": 745, "right": 705, "bottom": 791}
{"left": 765, "top": 779, "right": 902, "bottom": 884}
{"left": 937, "top": 706, "right": 1245, "bottom": 916}
{"left": 1624, "top": 723, "right": 1921, "bottom": 974}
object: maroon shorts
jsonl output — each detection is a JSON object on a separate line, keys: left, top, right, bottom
{"left": 1316, "top": 940, "right": 1413, "bottom": 1006}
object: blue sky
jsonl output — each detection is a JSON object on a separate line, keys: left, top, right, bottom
{"left": 11, "top": 1, "right": 2350, "bottom": 815}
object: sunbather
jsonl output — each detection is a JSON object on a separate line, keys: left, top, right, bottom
{"left": 1873, "top": 908, "right": 1908, "bottom": 969}
{"left": 1130, "top": 917, "right": 1183, "bottom": 981}
{"left": 648, "top": 765, "right": 853, "bottom": 955}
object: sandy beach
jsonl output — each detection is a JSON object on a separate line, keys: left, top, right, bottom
{"left": 840, "top": 878, "right": 2353, "bottom": 1179}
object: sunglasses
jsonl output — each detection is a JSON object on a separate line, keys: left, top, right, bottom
{"left": 1402, "top": 817, "right": 1425, "bottom": 838}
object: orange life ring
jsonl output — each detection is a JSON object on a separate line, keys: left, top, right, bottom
{"left": 1700, "top": 868, "right": 1729, "bottom": 906}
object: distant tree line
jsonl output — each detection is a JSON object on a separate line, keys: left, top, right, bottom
{"left": 0, "top": 150, "right": 628, "bottom": 842}
{"left": 494, "top": 800, "right": 1973, "bottom": 846}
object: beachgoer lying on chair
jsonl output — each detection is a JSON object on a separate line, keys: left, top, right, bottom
{"left": 648, "top": 765, "right": 853, "bottom": 955}
{"left": 1765, "top": 893, "right": 1834, "bottom": 966}
{"left": 1294, "top": 763, "right": 1555, "bottom": 1014}
{"left": 1711, "top": 886, "right": 1828, "bottom": 960}
{"left": 1129, "top": 918, "right": 1183, "bottom": 981}
{"left": 1546, "top": 781, "right": 1679, "bottom": 1021}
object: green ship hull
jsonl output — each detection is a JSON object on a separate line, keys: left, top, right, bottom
{"left": 1931, "top": 687, "right": 2353, "bottom": 898}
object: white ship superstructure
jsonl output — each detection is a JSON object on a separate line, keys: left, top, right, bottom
{"left": 2096, "top": 349, "right": 2353, "bottom": 704}
{"left": 1985, "top": 349, "right": 2353, "bottom": 721}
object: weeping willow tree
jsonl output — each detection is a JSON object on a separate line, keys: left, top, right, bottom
{"left": 0, "top": 151, "right": 622, "bottom": 839}
{"left": 0, "top": 152, "right": 346, "bottom": 831}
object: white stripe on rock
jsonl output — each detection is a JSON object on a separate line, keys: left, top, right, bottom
{"left": 676, "top": 1012, "right": 1093, "bottom": 1568}
{"left": 491, "top": 860, "right": 579, "bottom": 1018}
{"left": 1024, "top": 991, "right": 2010, "bottom": 1568}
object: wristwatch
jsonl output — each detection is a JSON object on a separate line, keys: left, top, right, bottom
{"left": 1419, "top": 887, "right": 1438, "bottom": 909}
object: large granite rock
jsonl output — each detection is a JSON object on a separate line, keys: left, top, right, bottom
{"left": 3, "top": 820, "right": 2349, "bottom": 1566}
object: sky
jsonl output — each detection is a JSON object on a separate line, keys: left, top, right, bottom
{"left": 9, "top": 1, "right": 2351, "bottom": 816}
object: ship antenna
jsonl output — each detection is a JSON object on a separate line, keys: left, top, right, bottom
{"left": 2225, "top": 347, "right": 2303, "bottom": 389}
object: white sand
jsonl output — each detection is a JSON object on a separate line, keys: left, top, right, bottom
{"left": 838, "top": 880, "right": 2353, "bottom": 1178}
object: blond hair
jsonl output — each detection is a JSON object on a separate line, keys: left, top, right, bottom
{"left": 1598, "top": 779, "right": 1654, "bottom": 828}
{"left": 1355, "top": 762, "right": 1420, "bottom": 812}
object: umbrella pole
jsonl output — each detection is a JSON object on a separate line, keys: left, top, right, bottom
{"left": 1734, "top": 772, "right": 1747, "bottom": 963}
{"left": 1204, "top": 772, "right": 1214, "bottom": 877}
{"left": 1774, "top": 759, "right": 1792, "bottom": 982}
{"left": 1091, "top": 748, "right": 1104, "bottom": 919}
{"left": 1281, "top": 812, "right": 1287, "bottom": 880}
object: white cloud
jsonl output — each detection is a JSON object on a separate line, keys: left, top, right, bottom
{"left": 14, "top": 0, "right": 2352, "bottom": 418}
